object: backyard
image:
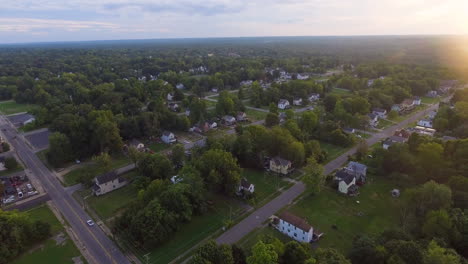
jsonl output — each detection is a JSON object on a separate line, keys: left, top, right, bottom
{"left": 62, "top": 154, "right": 131, "bottom": 186}
{"left": 245, "top": 108, "right": 268, "bottom": 122}
{"left": 0, "top": 100, "right": 39, "bottom": 115}
{"left": 12, "top": 204, "right": 84, "bottom": 264}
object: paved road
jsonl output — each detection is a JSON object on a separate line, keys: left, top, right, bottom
{"left": 216, "top": 103, "right": 439, "bottom": 244}
{"left": 0, "top": 116, "right": 131, "bottom": 264}
{"left": 5, "top": 193, "right": 51, "bottom": 211}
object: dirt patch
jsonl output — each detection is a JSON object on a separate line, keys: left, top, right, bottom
{"left": 53, "top": 232, "right": 67, "bottom": 246}
{"left": 72, "top": 256, "right": 84, "bottom": 264}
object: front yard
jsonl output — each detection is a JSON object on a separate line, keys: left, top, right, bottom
{"left": 376, "top": 119, "right": 395, "bottom": 129}
{"left": 241, "top": 169, "right": 290, "bottom": 206}
{"left": 0, "top": 100, "right": 39, "bottom": 115}
{"left": 320, "top": 141, "right": 349, "bottom": 163}
{"left": 12, "top": 204, "right": 84, "bottom": 264}
{"left": 244, "top": 108, "right": 268, "bottom": 122}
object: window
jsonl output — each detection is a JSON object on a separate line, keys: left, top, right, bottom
{"left": 288, "top": 229, "right": 290, "bottom": 232}
{"left": 294, "top": 233, "right": 297, "bottom": 237}
{"left": 282, "top": 227, "right": 284, "bottom": 231}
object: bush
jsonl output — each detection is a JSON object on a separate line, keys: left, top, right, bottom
{"left": 1, "top": 142, "right": 10, "bottom": 153}
{"left": 4, "top": 157, "right": 18, "bottom": 170}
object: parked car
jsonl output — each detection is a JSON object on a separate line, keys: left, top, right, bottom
{"left": 86, "top": 220, "right": 95, "bottom": 226}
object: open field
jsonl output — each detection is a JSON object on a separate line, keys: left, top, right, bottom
{"left": 135, "top": 194, "right": 245, "bottom": 264}
{"left": 0, "top": 101, "right": 39, "bottom": 115}
{"left": 288, "top": 175, "right": 400, "bottom": 252}
{"left": 245, "top": 108, "right": 268, "bottom": 122}
{"left": 421, "top": 96, "right": 439, "bottom": 104}
{"left": 62, "top": 155, "right": 131, "bottom": 186}
{"left": 320, "top": 141, "right": 349, "bottom": 163}
{"left": 12, "top": 204, "right": 84, "bottom": 264}
{"left": 330, "top": 88, "right": 351, "bottom": 96}
{"left": 242, "top": 169, "right": 289, "bottom": 205}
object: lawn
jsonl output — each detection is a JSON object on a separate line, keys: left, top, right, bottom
{"left": 62, "top": 155, "right": 131, "bottom": 186}
{"left": 330, "top": 88, "right": 351, "bottom": 96}
{"left": 148, "top": 142, "right": 171, "bottom": 152}
{"left": 288, "top": 175, "right": 401, "bottom": 253}
{"left": 320, "top": 141, "right": 348, "bottom": 163}
{"left": 0, "top": 100, "right": 39, "bottom": 115}
{"left": 12, "top": 205, "right": 84, "bottom": 264}
{"left": 86, "top": 173, "right": 139, "bottom": 221}
{"left": 237, "top": 226, "right": 291, "bottom": 254}
{"left": 376, "top": 119, "right": 394, "bottom": 129}
{"left": 242, "top": 169, "right": 289, "bottom": 205}
{"left": 135, "top": 194, "right": 245, "bottom": 264}
{"left": 421, "top": 96, "right": 439, "bottom": 104}
{"left": 0, "top": 164, "right": 23, "bottom": 177}
{"left": 203, "top": 99, "right": 217, "bottom": 108}
{"left": 245, "top": 108, "right": 268, "bottom": 122}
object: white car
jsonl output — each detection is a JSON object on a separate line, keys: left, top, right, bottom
{"left": 86, "top": 220, "right": 95, "bottom": 226}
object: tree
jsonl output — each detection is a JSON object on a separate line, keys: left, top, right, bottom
{"left": 128, "top": 146, "right": 142, "bottom": 166}
{"left": 137, "top": 153, "right": 173, "bottom": 180}
{"left": 171, "top": 144, "right": 185, "bottom": 167}
{"left": 300, "top": 111, "right": 318, "bottom": 137}
{"left": 92, "top": 152, "right": 111, "bottom": 171}
{"left": 405, "top": 181, "right": 452, "bottom": 218}
{"left": 417, "top": 143, "right": 445, "bottom": 181}
{"left": 314, "top": 248, "right": 351, "bottom": 264}
{"left": 355, "top": 140, "right": 369, "bottom": 161}
{"left": 247, "top": 241, "right": 278, "bottom": 264}
{"left": 47, "top": 132, "right": 73, "bottom": 167}
{"left": 232, "top": 244, "right": 247, "bottom": 264}
{"left": 88, "top": 110, "right": 123, "bottom": 154}
{"left": 191, "top": 240, "right": 234, "bottom": 264}
{"left": 302, "top": 157, "right": 325, "bottom": 193}
{"left": 281, "top": 241, "right": 310, "bottom": 264}
{"left": 1, "top": 142, "right": 10, "bottom": 152}
{"left": 424, "top": 240, "right": 461, "bottom": 264}
{"left": 422, "top": 210, "right": 453, "bottom": 242}
{"left": 265, "top": 113, "right": 279, "bottom": 127}
{"left": 4, "top": 157, "right": 18, "bottom": 170}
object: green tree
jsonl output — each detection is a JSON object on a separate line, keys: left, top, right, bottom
{"left": 47, "top": 132, "right": 73, "bottom": 167}
{"left": 247, "top": 241, "right": 278, "bottom": 264}
{"left": 171, "top": 144, "right": 185, "bottom": 167}
{"left": 281, "top": 241, "right": 310, "bottom": 264}
{"left": 137, "top": 153, "right": 173, "bottom": 180}
{"left": 92, "top": 152, "right": 112, "bottom": 171}
{"left": 302, "top": 157, "right": 325, "bottom": 193}
{"left": 405, "top": 181, "right": 452, "bottom": 218}
{"left": 265, "top": 113, "right": 279, "bottom": 127}
{"left": 422, "top": 210, "right": 453, "bottom": 242}
{"left": 4, "top": 157, "right": 18, "bottom": 170}
{"left": 424, "top": 240, "right": 461, "bottom": 264}
{"left": 314, "top": 248, "right": 351, "bottom": 264}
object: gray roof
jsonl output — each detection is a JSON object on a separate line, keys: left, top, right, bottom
{"left": 162, "top": 131, "right": 173, "bottom": 136}
{"left": 96, "top": 171, "right": 123, "bottom": 185}
{"left": 278, "top": 99, "right": 289, "bottom": 104}
{"left": 7, "top": 113, "right": 35, "bottom": 125}
{"left": 347, "top": 162, "right": 367, "bottom": 174}
{"left": 388, "top": 136, "right": 407, "bottom": 143}
{"left": 372, "top": 108, "right": 386, "bottom": 113}
{"left": 341, "top": 173, "right": 355, "bottom": 184}
{"left": 271, "top": 156, "right": 291, "bottom": 166}
{"left": 368, "top": 113, "right": 378, "bottom": 119}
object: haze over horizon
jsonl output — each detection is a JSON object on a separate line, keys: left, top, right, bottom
{"left": 1, "top": 0, "right": 468, "bottom": 44}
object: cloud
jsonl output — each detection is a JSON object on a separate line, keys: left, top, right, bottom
{"left": 0, "top": 18, "right": 119, "bottom": 32}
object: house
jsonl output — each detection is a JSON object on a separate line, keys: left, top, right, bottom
{"left": 274, "top": 211, "right": 323, "bottom": 243}
{"left": 127, "top": 139, "right": 145, "bottom": 152}
{"left": 293, "top": 98, "right": 303, "bottom": 106}
{"left": 368, "top": 113, "right": 379, "bottom": 127}
{"left": 208, "top": 121, "right": 218, "bottom": 129}
{"left": 92, "top": 171, "right": 127, "bottom": 196}
{"left": 394, "top": 129, "right": 412, "bottom": 139}
{"left": 308, "top": 93, "right": 320, "bottom": 102}
{"left": 269, "top": 156, "right": 293, "bottom": 175}
{"left": 279, "top": 112, "right": 287, "bottom": 124}
{"left": 176, "top": 83, "right": 185, "bottom": 90}
{"left": 297, "top": 74, "right": 310, "bottom": 80}
{"left": 414, "top": 126, "right": 436, "bottom": 137}
{"left": 167, "top": 93, "right": 174, "bottom": 101}
{"left": 337, "top": 172, "right": 358, "bottom": 195}
{"left": 8, "top": 113, "right": 36, "bottom": 127}
{"left": 383, "top": 136, "right": 407, "bottom": 150}
{"left": 278, "top": 99, "right": 290, "bottom": 110}
{"left": 428, "top": 111, "right": 437, "bottom": 120}
{"left": 426, "top": 90, "right": 438, "bottom": 98}
{"left": 161, "top": 131, "right": 177, "bottom": 144}
{"left": 439, "top": 80, "right": 458, "bottom": 94}
{"left": 417, "top": 119, "right": 433, "bottom": 128}
{"left": 240, "top": 80, "right": 253, "bottom": 86}
{"left": 168, "top": 102, "right": 179, "bottom": 112}
{"left": 343, "top": 128, "right": 355, "bottom": 134}
{"left": 238, "top": 178, "right": 254, "bottom": 194}
{"left": 372, "top": 108, "right": 387, "bottom": 119}
{"left": 171, "top": 175, "right": 183, "bottom": 184}
{"left": 223, "top": 115, "right": 236, "bottom": 126}
{"left": 236, "top": 112, "right": 247, "bottom": 122}
{"left": 391, "top": 104, "right": 401, "bottom": 113}
{"left": 345, "top": 161, "right": 367, "bottom": 184}
{"left": 367, "top": 79, "right": 375, "bottom": 87}
{"left": 211, "top": 88, "right": 219, "bottom": 93}
{"left": 413, "top": 96, "right": 422, "bottom": 106}
{"left": 400, "top": 99, "right": 415, "bottom": 113}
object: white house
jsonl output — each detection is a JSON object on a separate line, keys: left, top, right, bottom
{"left": 413, "top": 96, "right": 422, "bottom": 106}
{"left": 372, "top": 108, "right": 387, "bottom": 119}
{"left": 293, "top": 98, "right": 303, "bottom": 106}
{"left": 223, "top": 115, "right": 236, "bottom": 126}
{"left": 161, "top": 131, "right": 177, "bottom": 144}
{"left": 414, "top": 126, "right": 436, "bottom": 137}
{"left": 128, "top": 139, "right": 145, "bottom": 152}
{"left": 297, "top": 74, "right": 309, "bottom": 80}
{"left": 337, "top": 172, "right": 358, "bottom": 195}
{"left": 171, "top": 175, "right": 183, "bottom": 184}
{"left": 275, "top": 211, "right": 323, "bottom": 243}
{"left": 211, "top": 88, "right": 219, "bottom": 93}
{"left": 167, "top": 93, "right": 174, "bottom": 101}
{"left": 92, "top": 171, "right": 127, "bottom": 196}
{"left": 278, "top": 99, "right": 290, "bottom": 110}
{"left": 382, "top": 136, "right": 407, "bottom": 150}
{"left": 236, "top": 112, "right": 247, "bottom": 122}
{"left": 417, "top": 119, "right": 433, "bottom": 128}
{"left": 308, "top": 93, "right": 320, "bottom": 102}
{"left": 176, "top": 83, "right": 185, "bottom": 90}
{"left": 238, "top": 178, "right": 254, "bottom": 194}
{"left": 427, "top": 90, "right": 438, "bottom": 98}
{"left": 368, "top": 113, "right": 379, "bottom": 127}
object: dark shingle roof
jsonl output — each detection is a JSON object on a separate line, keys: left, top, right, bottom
{"left": 96, "top": 171, "right": 120, "bottom": 184}
{"left": 271, "top": 156, "right": 291, "bottom": 167}
{"left": 241, "top": 178, "right": 251, "bottom": 188}
{"left": 279, "top": 211, "right": 312, "bottom": 231}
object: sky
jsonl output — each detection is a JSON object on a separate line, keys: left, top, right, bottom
{"left": 1, "top": 0, "right": 468, "bottom": 43}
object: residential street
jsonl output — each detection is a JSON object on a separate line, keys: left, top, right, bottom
{"left": 216, "top": 103, "right": 439, "bottom": 244}
{"left": 0, "top": 116, "right": 131, "bottom": 264}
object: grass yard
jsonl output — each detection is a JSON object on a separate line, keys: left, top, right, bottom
{"left": 0, "top": 100, "right": 39, "bottom": 115}
{"left": 0, "top": 164, "right": 23, "bottom": 177}
{"left": 137, "top": 194, "right": 245, "bottom": 264}
{"left": 203, "top": 99, "right": 217, "bottom": 108}
{"left": 148, "top": 142, "right": 171, "bottom": 152}
{"left": 237, "top": 226, "right": 291, "bottom": 254}
{"left": 330, "top": 88, "right": 351, "bottom": 96}
{"left": 12, "top": 205, "right": 84, "bottom": 264}
{"left": 377, "top": 119, "right": 395, "bottom": 129}
{"left": 86, "top": 173, "right": 139, "bottom": 221}
{"left": 242, "top": 169, "right": 289, "bottom": 205}
{"left": 421, "top": 96, "right": 439, "bottom": 104}
{"left": 320, "top": 141, "right": 348, "bottom": 163}
{"left": 62, "top": 154, "right": 131, "bottom": 186}
{"left": 288, "top": 175, "right": 401, "bottom": 253}
{"left": 245, "top": 108, "right": 268, "bottom": 122}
